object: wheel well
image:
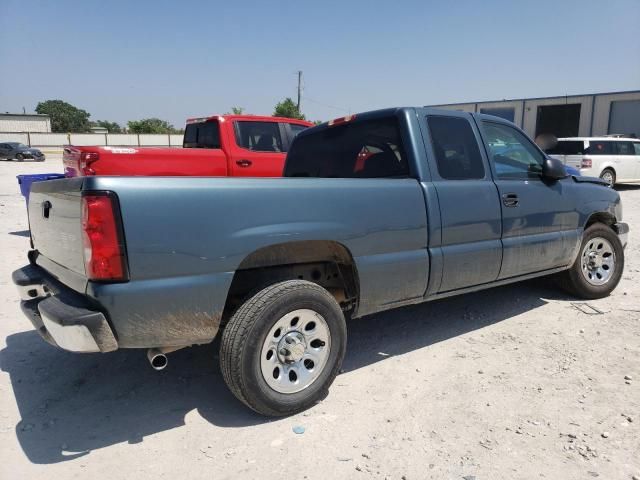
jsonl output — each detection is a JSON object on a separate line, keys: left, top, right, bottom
{"left": 222, "top": 241, "right": 359, "bottom": 323}
{"left": 585, "top": 212, "right": 616, "bottom": 229}
{"left": 601, "top": 167, "right": 615, "bottom": 176}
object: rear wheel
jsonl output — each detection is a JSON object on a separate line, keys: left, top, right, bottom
{"left": 220, "top": 280, "right": 347, "bottom": 416}
{"left": 557, "top": 223, "right": 624, "bottom": 299}
{"left": 600, "top": 168, "right": 615, "bottom": 187}
{"left": 15, "top": 153, "right": 24, "bottom": 161}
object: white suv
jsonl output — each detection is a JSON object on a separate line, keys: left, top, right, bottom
{"left": 547, "top": 137, "right": 640, "bottom": 186}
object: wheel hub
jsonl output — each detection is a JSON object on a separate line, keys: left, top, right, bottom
{"left": 580, "top": 236, "right": 615, "bottom": 286}
{"left": 586, "top": 251, "right": 603, "bottom": 269}
{"left": 277, "top": 332, "right": 306, "bottom": 363}
{"left": 260, "top": 309, "right": 331, "bottom": 394}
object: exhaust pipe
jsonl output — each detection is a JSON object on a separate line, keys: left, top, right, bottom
{"left": 146, "top": 346, "right": 184, "bottom": 371}
{"left": 147, "top": 348, "right": 168, "bottom": 370}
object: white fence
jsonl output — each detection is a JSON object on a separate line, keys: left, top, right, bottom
{"left": 0, "top": 132, "right": 183, "bottom": 147}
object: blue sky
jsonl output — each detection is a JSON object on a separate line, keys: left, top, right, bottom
{"left": 1, "top": 0, "right": 638, "bottom": 126}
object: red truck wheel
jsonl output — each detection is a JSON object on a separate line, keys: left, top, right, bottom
{"left": 220, "top": 280, "right": 347, "bottom": 416}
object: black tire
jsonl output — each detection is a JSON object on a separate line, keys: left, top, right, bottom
{"left": 557, "top": 223, "right": 624, "bottom": 299}
{"left": 599, "top": 168, "right": 615, "bottom": 187}
{"left": 15, "top": 153, "right": 24, "bottom": 161}
{"left": 220, "top": 280, "right": 347, "bottom": 416}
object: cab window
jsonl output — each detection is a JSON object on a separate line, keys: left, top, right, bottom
{"left": 481, "top": 121, "right": 545, "bottom": 179}
{"left": 289, "top": 123, "right": 307, "bottom": 138}
{"left": 183, "top": 121, "right": 221, "bottom": 148}
{"left": 235, "top": 121, "right": 283, "bottom": 152}
{"left": 427, "top": 116, "right": 484, "bottom": 180}
{"left": 285, "top": 117, "right": 408, "bottom": 178}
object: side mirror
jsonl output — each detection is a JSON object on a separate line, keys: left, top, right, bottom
{"left": 542, "top": 156, "right": 567, "bottom": 180}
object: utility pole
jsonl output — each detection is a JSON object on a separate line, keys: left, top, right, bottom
{"left": 296, "top": 70, "right": 302, "bottom": 113}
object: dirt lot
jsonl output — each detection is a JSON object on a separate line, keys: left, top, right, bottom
{"left": 0, "top": 156, "right": 638, "bottom": 480}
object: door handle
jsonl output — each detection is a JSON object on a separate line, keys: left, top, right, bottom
{"left": 502, "top": 193, "right": 519, "bottom": 207}
{"left": 236, "top": 159, "right": 252, "bottom": 167}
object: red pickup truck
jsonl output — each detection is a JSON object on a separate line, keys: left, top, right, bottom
{"left": 63, "top": 115, "right": 313, "bottom": 177}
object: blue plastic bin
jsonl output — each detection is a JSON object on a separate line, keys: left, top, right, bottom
{"left": 17, "top": 173, "right": 66, "bottom": 205}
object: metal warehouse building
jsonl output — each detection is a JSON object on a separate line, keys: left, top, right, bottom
{"left": 429, "top": 90, "right": 640, "bottom": 140}
{"left": 0, "top": 113, "right": 52, "bottom": 133}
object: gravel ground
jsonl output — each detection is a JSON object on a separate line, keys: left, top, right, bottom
{"left": 0, "top": 157, "right": 638, "bottom": 480}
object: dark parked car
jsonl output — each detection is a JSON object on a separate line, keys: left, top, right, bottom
{"left": 0, "top": 142, "right": 45, "bottom": 161}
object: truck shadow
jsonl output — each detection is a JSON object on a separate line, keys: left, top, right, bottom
{"left": 1, "top": 279, "right": 564, "bottom": 464}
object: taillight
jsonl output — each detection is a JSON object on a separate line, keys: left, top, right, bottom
{"left": 581, "top": 157, "right": 592, "bottom": 168}
{"left": 81, "top": 192, "right": 128, "bottom": 281}
{"left": 328, "top": 114, "right": 356, "bottom": 126}
{"left": 80, "top": 152, "right": 100, "bottom": 175}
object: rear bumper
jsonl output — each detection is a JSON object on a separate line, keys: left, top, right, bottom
{"left": 12, "top": 264, "right": 118, "bottom": 353}
{"left": 614, "top": 222, "right": 629, "bottom": 249}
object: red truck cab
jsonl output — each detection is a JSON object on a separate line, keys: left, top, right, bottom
{"left": 63, "top": 115, "right": 313, "bottom": 177}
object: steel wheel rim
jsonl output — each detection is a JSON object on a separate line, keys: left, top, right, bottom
{"left": 260, "top": 309, "right": 331, "bottom": 394}
{"left": 601, "top": 171, "right": 614, "bottom": 186}
{"left": 580, "top": 236, "right": 615, "bottom": 286}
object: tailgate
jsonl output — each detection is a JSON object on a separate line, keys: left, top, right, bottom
{"left": 28, "top": 177, "right": 87, "bottom": 290}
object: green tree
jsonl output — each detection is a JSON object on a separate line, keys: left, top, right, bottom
{"left": 35, "top": 99, "right": 91, "bottom": 132}
{"left": 94, "top": 120, "right": 122, "bottom": 133}
{"left": 230, "top": 106, "right": 244, "bottom": 114}
{"left": 127, "top": 118, "right": 179, "bottom": 134}
{"left": 273, "top": 98, "right": 305, "bottom": 120}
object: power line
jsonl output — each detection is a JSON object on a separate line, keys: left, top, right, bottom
{"left": 301, "top": 95, "right": 350, "bottom": 114}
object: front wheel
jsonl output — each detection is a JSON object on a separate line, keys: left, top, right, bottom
{"left": 557, "top": 223, "right": 624, "bottom": 299}
{"left": 15, "top": 153, "right": 24, "bottom": 162}
{"left": 220, "top": 280, "right": 347, "bottom": 416}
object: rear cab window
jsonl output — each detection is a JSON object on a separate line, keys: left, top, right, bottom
{"left": 235, "top": 121, "right": 283, "bottom": 152}
{"left": 183, "top": 121, "right": 221, "bottom": 148}
{"left": 284, "top": 117, "right": 409, "bottom": 178}
{"left": 426, "top": 116, "right": 485, "bottom": 180}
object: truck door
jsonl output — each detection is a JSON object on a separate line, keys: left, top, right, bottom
{"left": 477, "top": 119, "right": 578, "bottom": 279}
{"left": 229, "top": 121, "right": 288, "bottom": 177}
{"left": 421, "top": 112, "right": 503, "bottom": 292}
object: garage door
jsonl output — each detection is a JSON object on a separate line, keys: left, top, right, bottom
{"left": 609, "top": 100, "right": 640, "bottom": 137}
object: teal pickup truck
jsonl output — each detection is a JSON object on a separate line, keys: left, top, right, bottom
{"left": 13, "top": 107, "right": 628, "bottom": 416}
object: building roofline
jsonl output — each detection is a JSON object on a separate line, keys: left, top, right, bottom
{"left": 0, "top": 113, "right": 51, "bottom": 118}
{"left": 426, "top": 89, "right": 640, "bottom": 108}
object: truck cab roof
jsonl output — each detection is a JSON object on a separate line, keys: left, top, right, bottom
{"left": 186, "top": 114, "right": 313, "bottom": 126}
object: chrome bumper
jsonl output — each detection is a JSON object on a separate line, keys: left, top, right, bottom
{"left": 12, "top": 264, "right": 118, "bottom": 353}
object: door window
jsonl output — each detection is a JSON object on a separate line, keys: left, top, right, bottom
{"left": 634, "top": 143, "right": 640, "bottom": 156}
{"left": 481, "top": 121, "right": 545, "bottom": 179}
{"left": 585, "top": 141, "right": 614, "bottom": 155}
{"left": 289, "top": 123, "right": 307, "bottom": 138}
{"left": 614, "top": 141, "right": 635, "bottom": 155}
{"left": 426, "top": 116, "right": 484, "bottom": 180}
{"left": 235, "top": 121, "right": 283, "bottom": 152}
